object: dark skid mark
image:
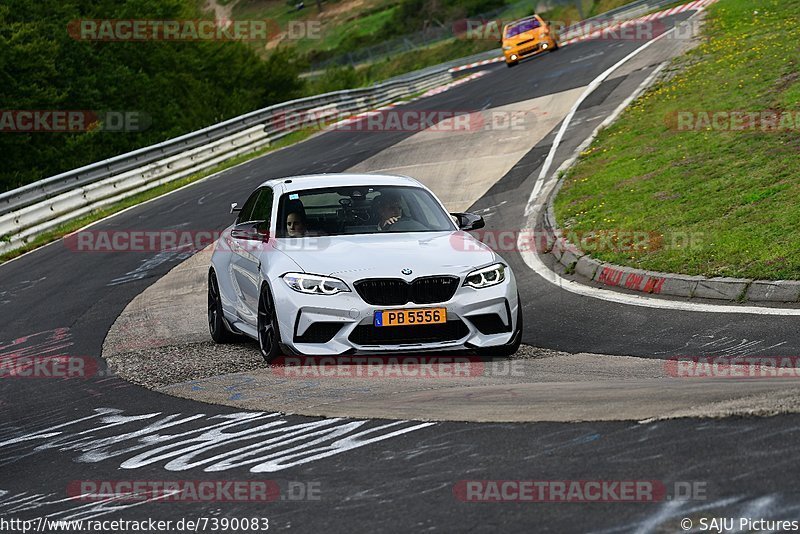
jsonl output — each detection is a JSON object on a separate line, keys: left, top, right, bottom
{"left": 485, "top": 145, "right": 552, "bottom": 196}
{"left": 578, "top": 75, "right": 627, "bottom": 110}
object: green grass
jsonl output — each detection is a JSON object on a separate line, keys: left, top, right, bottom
{"left": 554, "top": 0, "right": 800, "bottom": 280}
{"left": 0, "top": 129, "right": 315, "bottom": 264}
{"left": 231, "top": 0, "right": 400, "bottom": 58}
{"left": 493, "top": 1, "right": 536, "bottom": 21}
{"left": 293, "top": 6, "right": 398, "bottom": 55}
{"left": 361, "top": 37, "right": 497, "bottom": 79}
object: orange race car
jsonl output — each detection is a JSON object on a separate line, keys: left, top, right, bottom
{"left": 502, "top": 15, "right": 559, "bottom": 67}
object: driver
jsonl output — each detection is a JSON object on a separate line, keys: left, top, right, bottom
{"left": 374, "top": 192, "right": 404, "bottom": 231}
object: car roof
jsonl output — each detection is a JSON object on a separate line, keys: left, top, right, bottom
{"left": 258, "top": 173, "right": 424, "bottom": 193}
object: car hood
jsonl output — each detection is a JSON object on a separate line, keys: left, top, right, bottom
{"left": 506, "top": 28, "right": 544, "bottom": 44}
{"left": 272, "top": 231, "right": 498, "bottom": 281}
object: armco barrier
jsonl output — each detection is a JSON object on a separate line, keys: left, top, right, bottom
{"left": 0, "top": 0, "right": 696, "bottom": 256}
{"left": 0, "top": 70, "right": 450, "bottom": 255}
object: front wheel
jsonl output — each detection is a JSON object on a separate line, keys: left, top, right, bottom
{"left": 208, "top": 270, "right": 238, "bottom": 343}
{"left": 506, "top": 61, "right": 518, "bottom": 68}
{"left": 257, "top": 283, "right": 282, "bottom": 362}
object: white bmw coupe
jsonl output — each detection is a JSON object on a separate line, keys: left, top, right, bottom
{"left": 208, "top": 173, "right": 522, "bottom": 361}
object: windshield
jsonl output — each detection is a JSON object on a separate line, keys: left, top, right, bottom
{"left": 504, "top": 18, "right": 541, "bottom": 38}
{"left": 276, "top": 185, "right": 455, "bottom": 237}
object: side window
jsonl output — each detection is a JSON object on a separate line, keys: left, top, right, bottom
{"left": 236, "top": 190, "right": 261, "bottom": 224}
{"left": 251, "top": 187, "right": 273, "bottom": 225}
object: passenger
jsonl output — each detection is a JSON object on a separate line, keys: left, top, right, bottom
{"left": 286, "top": 209, "right": 307, "bottom": 237}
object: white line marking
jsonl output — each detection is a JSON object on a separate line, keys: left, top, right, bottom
{"left": 519, "top": 15, "right": 800, "bottom": 316}
{"left": 525, "top": 28, "right": 675, "bottom": 217}
{"left": 570, "top": 51, "right": 605, "bottom": 64}
{"left": 0, "top": 407, "right": 435, "bottom": 472}
{"left": 521, "top": 252, "right": 800, "bottom": 315}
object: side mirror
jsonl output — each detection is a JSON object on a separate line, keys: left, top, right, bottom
{"left": 230, "top": 202, "right": 241, "bottom": 214}
{"left": 450, "top": 212, "right": 485, "bottom": 231}
{"left": 230, "top": 222, "right": 270, "bottom": 242}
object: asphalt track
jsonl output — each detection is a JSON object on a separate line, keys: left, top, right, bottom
{"left": 2, "top": 9, "right": 800, "bottom": 533}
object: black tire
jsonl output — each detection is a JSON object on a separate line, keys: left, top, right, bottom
{"left": 477, "top": 296, "right": 523, "bottom": 358}
{"left": 208, "top": 270, "right": 238, "bottom": 343}
{"left": 257, "top": 283, "right": 282, "bottom": 363}
{"left": 550, "top": 40, "right": 559, "bottom": 51}
{"left": 506, "top": 61, "right": 518, "bottom": 68}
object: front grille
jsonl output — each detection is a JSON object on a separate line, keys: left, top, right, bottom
{"left": 348, "top": 319, "right": 469, "bottom": 346}
{"left": 294, "top": 322, "right": 343, "bottom": 343}
{"left": 354, "top": 276, "right": 459, "bottom": 306}
{"left": 519, "top": 43, "right": 541, "bottom": 55}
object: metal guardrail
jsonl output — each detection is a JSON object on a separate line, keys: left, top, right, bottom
{"left": 0, "top": 69, "right": 451, "bottom": 254}
{"left": 0, "top": 0, "right": 693, "bottom": 255}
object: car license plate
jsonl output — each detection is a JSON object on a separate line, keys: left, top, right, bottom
{"left": 374, "top": 308, "right": 446, "bottom": 327}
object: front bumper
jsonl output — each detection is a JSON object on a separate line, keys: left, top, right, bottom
{"left": 504, "top": 37, "right": 556, "bottom": 62}
{"left": 271, "top": 271, "right": 519, "bottom": 356}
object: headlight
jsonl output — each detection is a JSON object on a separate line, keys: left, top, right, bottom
{"left": 282, "top": 273, "right": 350, "bottom": 295}
{"left": 464, "top": 263, "right": 506, "bottom": 289}
{"left": 502, "top": 45, "right": 512, "bottom": 50}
